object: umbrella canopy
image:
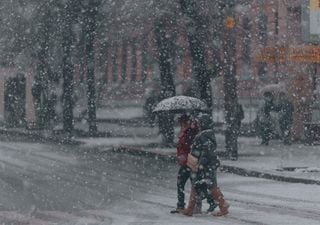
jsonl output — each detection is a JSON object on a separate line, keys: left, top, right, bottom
{"left": 152, "top": 96, "right": 209, "bottom": 113}
{"left": 259, "top": 83, "right": 287, "bottom": 96}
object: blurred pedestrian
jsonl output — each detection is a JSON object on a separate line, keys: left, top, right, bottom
{"left": 143, "top": 87, "right": 159, "bottom": 127}
{"left": 275, "top": 92, "right": 294, "bottom": 145}
{"left": 225, "top": 102, "right": 244, "bottom": 160}
{"left": 258, "top": 92, "right": 275, "bottom": 145}
{"left": 157, "top": 111, "right": 175, "bottom": 147}
{"left": 235, "top": 103, "right": 245, "bottom": 131}
{"left": 183, "top": 114, "right": 229, "bottom": 217}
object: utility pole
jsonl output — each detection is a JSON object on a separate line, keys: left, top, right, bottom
{"left": 223, "top": 0, "right": 239, "bottom": 160}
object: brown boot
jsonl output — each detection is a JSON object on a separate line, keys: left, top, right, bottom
{"left": 182, "top": 187, "right": 197, "bottom": 216}
{"left": 193, "top": 197, "right": 202, "bottom": 214}
{"left": 211, "top": 187, "right": 229, "bottom": 216}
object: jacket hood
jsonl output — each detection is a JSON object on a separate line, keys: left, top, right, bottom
{"left": 200, "top": 129, "right": 216, "bottom": 142}
{"left": 197, "top": 114, "right": 213, "bottom": 130}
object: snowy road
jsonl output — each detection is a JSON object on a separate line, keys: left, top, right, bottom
{"left": 0, "top": 139, "right": 319, "bottom": 225}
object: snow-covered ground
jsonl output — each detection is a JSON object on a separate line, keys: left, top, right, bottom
{"left": 0, "top": 139, "right": 319, "bottom": 225}
{"left": 111, "top": 174, "right": 320, "bottom": 225}
{"left": 77, "top": 132, "right": 320, "bottom": 182}
{"left": 1, "top": 105, "right": 319, "bottom": 224}
{"left": 96, "top": 107, "right": 144, "bottom": 120}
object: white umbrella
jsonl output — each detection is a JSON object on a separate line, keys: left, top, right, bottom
{"left": 152, "top": 96, "right": 209, "bottom": 113}
{"left": 259, "top": 83, "right": 286, "bottom": 95}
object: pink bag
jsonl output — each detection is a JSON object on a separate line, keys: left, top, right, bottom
{"left": 186, "top": 153, "right": 198, "bottom": 172}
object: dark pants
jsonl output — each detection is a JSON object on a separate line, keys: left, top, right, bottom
{"left": 280, "top": 122, "right": 292, "bottom": 144}
{"left": 177, "top": 166, "right": 191, "bottom": 208}
{"left": 191, "top": 170, "right": 217, "bottom": 208}
{"left": 260, "top": 122, "right": 272, "bottom": 145}
{"left": 225, "top": 126, "right": 239, "bottom": 159}
{"left": 192, "top": 170, "right": 218, "bottom": 190}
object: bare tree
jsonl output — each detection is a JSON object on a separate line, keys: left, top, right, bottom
{"left": 80, "top": 0, "right": 102, "bottom": 135}
{"left": 179, "top": 0, "right": 214, "bottom": 108}
{"left": 61, "top": 0, "right": 80, "bottom": 133}
{"left": 154, "top": 17, "right": 176, "bottom": 146}
{"left": 221, "top": 0, "right": 240, "bottom": 160}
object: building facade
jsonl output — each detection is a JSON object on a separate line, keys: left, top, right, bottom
{"left": 239, "top": 0, "right": 320, "bottom": 139}
{"left": 1, "top": 0, "right": 319, "bottom": 140}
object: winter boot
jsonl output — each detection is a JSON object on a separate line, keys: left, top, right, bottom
{"left": 170, "top": 203, "right": 185, "bottom": 214}
{"left": 170, "top": 208, "right": 184, "bottom": 214}
{"left": 211, "top": 187, "right": 229, "bottom": 216}
{"left": 206, "top": 191, "right": 217, "bottom": 213}
{"left": 193, "top": 197, "right": 202, "bottom": 214}
{"left": 207, "top": 202, "right": 218, "bottom": 213}
{"left": 182, "top": 188, "right": 197, "bottom": 216}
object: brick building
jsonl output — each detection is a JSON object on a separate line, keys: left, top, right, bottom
{"left": 1, "top": 0, "right": 319, "bottom": 140}
{"left": 234, "top": 0, "right": 320, "bottom": 139}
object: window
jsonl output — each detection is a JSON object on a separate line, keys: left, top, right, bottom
{"left": 257, "top": 62, "right": 268, "bottom": 80}
{"left": 287, "top": 6, "right": 302, "bottom": 42}
{"left": 275, "top": 11, "right": 279, "bottom": 35}
{"left": 242, "top": 17, "right": 252, "bottom": 79}
{"left": 243, "top": 17, "right": 251, "bottom": 63}
{"left": 258, "top": 14, "right": 268, "bottom": 46}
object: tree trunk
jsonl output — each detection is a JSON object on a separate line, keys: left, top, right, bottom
{"left": 179, "top": 0, "right": 213, "bottom": 108}
{"left": 222, "top": 1, "right": 239, "bottom": 160}
{"left": 84, "top": 1, "right": 99, "bottom": 135}
{"left": 33, "top": 9, "right": 51, "bottom": 129}
{"left": 154, "top": 18, "right": 176, "bottom": 146}
{"left": 121, "top": 41, "right": 128, "bottom": 82}
{"left": 62, "top": 1, "right": 75, "bottom": 134}
{"left": 186, "top": 25, "right": 212, "bottom": 108}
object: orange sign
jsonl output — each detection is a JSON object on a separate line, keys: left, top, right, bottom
{"left": 310, "top": 0, "right": 320, "bottom": 10}
{"left": 256, "top": 46, "right": 320, "bottom": 63}
{"left": 225, "top": 17, "right": 236, "bottom": 29}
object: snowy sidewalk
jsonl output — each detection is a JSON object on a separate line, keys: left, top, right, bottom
{"left": 84, "top": 105, "right": 320, "bottom": 185}
{"left": 77, "top": 134, "right": 320, "bottom": 185}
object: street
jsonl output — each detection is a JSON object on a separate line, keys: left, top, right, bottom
{"left": 0, "top": 138, "right": 319, "bottom": 225}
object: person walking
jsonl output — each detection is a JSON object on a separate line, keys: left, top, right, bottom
{"left": 143, "top": 87, "right": 159, "bottom": 127}
{"left": 258, "top": 92, "right": 275, "bottom": 145}
{"left": 225, "top": 102, "right": 244, "bottom": 160}
{"left": 275, "top": 92, "right": 294, "bottom": 145}
{"left": 170, "top": 114, "right": 198, "bottom": 213}
{"left": 235, "top": 103, "right": 245, "bottom": 131}
{"left": 171, "top": 114, "right": 216, "bottom": 214}
{"left": 183, "top": 114, "right": 229, "bottom": 217}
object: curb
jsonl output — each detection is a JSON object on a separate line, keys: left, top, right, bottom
{"left": 220, "top": 165, "right": 320, "bottom": 185}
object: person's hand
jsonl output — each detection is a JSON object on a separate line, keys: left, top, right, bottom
{"left": 187, "top": 154, "right": 198, "bottom": 172}
{"left": 177, "top": 155, "right": 187, "bottom": 166}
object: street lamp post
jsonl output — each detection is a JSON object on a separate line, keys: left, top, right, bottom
{"left": 222, "top": 0, "right": 240, "bottom": 160}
